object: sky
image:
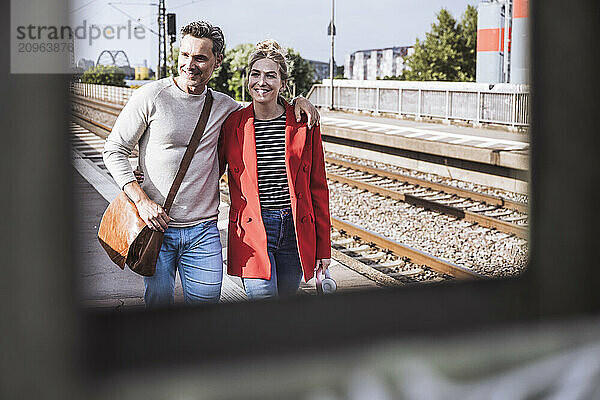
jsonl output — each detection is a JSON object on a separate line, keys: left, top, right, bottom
{"left": 69, "top": 0, "right": 477, "bottom": 69}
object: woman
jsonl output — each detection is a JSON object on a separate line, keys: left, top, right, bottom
{"left": 219, "top": 40, "right": 331, "bottom": 300}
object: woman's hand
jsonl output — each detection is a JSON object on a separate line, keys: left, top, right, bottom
{"left": 317, "top": 258, "right": 331, "bottom": 272}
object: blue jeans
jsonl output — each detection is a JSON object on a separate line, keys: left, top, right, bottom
{"left": 143, "top": 219, "right": 222, "bottom": 308}
{"left": 242, "top": 208, "right": 303, "bottom": 300}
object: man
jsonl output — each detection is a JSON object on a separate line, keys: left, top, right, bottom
{"left": 103, "top": 21, "right": 319, "bottom": 307}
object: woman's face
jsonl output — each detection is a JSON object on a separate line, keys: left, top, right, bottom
{"left": 248, "top": 58, "right": 285, "bottom": 105}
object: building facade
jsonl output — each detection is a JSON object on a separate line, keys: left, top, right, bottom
{"left": 77, "top": 58, "right": 95, "bottom": 71}
{"left": 307, "top": 60, "right": 331, "bottom": 82}
{"left": 344, "top": 46, "right": 413, "bottom": 80}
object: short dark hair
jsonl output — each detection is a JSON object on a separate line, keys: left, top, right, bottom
{"left": 180, "top": 21, "right": 225, "bottom": 56}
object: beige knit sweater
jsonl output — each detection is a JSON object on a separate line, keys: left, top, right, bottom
{"left": 103, "top": 78, "right": 240, "bottom": 227}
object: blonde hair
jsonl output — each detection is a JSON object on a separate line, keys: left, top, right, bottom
{"left": 248, "top": 39, "right": 289, "bottom": 81}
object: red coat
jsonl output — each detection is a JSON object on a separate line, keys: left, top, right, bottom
{"left": 218, "top": 102, "right": 331, "bottom": 281}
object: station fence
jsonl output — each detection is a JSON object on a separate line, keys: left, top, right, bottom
{"left": 69, "top": 81, "right": 530, "bottom": 128}
{"left": 308, "top": 80, "right": 530, "bottom": 128}
{"left": 70, "top": 82, "right": 135, "bottom": 105}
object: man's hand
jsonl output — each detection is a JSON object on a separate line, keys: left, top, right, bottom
{"left": 123, "top": 181, "right": 170, "bottom": 232}
{"left": 293, "top": 96, "right": 320, "bottom": 129}
{"left": 135, "top": 198, "right": 170, "bottom": 232}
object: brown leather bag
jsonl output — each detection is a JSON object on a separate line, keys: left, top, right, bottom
{"left": 97, "top": 90, "right": 214, "bottom": 276}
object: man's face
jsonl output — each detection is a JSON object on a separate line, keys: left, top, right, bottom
{"left": 177, "top": 34, "right": 222, "bottom": 90}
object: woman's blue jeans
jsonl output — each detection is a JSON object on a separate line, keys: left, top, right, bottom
{"left": 143, "top": 219, "right": 223, "bottom": 307}
{"left": 242, "top": 208, "right": 303, "bottom": 300}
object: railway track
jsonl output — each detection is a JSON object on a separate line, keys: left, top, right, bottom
{"left": 326, "top": 157, "right": 528, "bottom": 239}
{"left": 71, "top": 95, "right": 122, "bottom": 117}
{"left": 330, "top": 218, "right": 482, "bottom": 281}
{"left": 71, "top": 95, "right": 526, "bottom": 283}
{"left": 72, "top": 113, "right": 111, "bottom": 137}
{"left": 326, "top": 156, "right": 528, "bottom": 213}
{"left": 218, "top": 180, "right": 480, "bottom": 285}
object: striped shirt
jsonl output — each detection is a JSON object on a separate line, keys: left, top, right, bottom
{"left": 254, "top": 113, "right": 291, "bottom": 209}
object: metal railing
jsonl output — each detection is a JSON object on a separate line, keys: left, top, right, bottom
{"left": 69, "top": 81, "right": 530, "bottom": 128}
{"left": 308, "top": 80, "right": 530, "bottom": 127}
{"left": 69, "top": 82, "right": 136, "bottom": 105}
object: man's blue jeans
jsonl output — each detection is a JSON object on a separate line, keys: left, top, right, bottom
{"left": 242, "top": 208, "right": 303, "bottom": 300}
{"left": 143, "top": 219, "right": 222, "bottom": 307}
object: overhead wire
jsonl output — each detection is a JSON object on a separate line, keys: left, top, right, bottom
{"left": 134, "top": 0, "right": 210, "bottom": 22}
{"left": 169, "top": 0, "right": 210, "bottom": 11}
{"left": 108, "top": 2, "right": 160, "bottom": 35}
{"left": 69, "top": 0, "right": 100, "bottom": 14}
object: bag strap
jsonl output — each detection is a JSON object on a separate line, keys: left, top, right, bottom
{"left": 162, "top": 89, "right": 213, "bottom": 213}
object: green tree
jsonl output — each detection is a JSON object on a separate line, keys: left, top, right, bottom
{"left": 167, "top": 45, "right": 179, "bottom": 77}
{"left": 285, "top": 48, "right": 316, "bottom": 99}
{"left": 224, "top": 43, "right": 255, "bottom": 101}
{"left": 381, "top": 75, "right": 403, "bottom": 81}
{"left": 458, "top": 5, "right": 477, "bottom": 81}
{"left": 208, "top": 57, "right": 234, "bottom": 97}
{"left": 81, "top": 65, "right": 126, "bottom": 86}
{"left": 402, "top": 7, "right": 477, "bottom": 81}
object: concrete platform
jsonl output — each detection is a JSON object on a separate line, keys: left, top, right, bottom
{"left": 322, "top": 109, "right": 529, "bottom": 143}
{"left": 320, "top": 110, "right": 529, "bottom": 194}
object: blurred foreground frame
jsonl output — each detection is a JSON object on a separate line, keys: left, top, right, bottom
{"left": 3, "top": 0, "right": 600, "bottom": 398}
{"left": 81, "top": 0, "right": 600, "bottom": 373}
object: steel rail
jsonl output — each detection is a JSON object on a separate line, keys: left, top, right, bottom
{"left": 71, "top": 95, "right": 123, "bottom": 117}
{"left": 331, "top": 217, "right": 483, "bottom": 280}
{"left": 326, "top": 157, "right": 528, "bottom": 213}
{"left": 71, "top": 113, "right": 143, "bottom": 159}
{"left": 71, "top": 113, "right": 112, "bottom": 138}
{"left": 71, "top": 94, "right": 124, "bottom": 111}
{"left": 328, "top": 171, "right": 528, "bottom": 239}
{"left": 329, "top": 248, "right": 403, "bottom": 287}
